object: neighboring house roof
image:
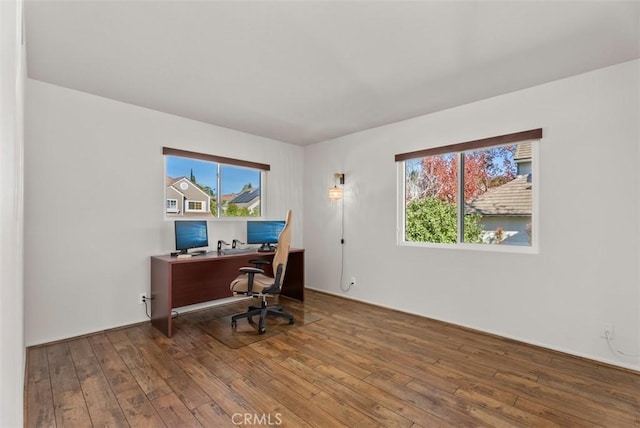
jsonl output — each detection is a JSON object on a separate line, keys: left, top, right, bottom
{"left": 166, "top": 177, "right": 211, "bottom": 214}
{"left": 165, "top": 176, "right": 212, "bottom": 216}
{"left": 230, "top": 188, "right": 260, "bottom": 204}
{"left": 168, "top": 177, "right": 210, "bottom": 199}
{"left": 166, "top": 186, "right": 184, "bottom": 198}
{"left": 221, "top": 193, "right": 237, "bottom": 203}
{"left": 514, "top": 141, "right": 532, "bottom": 161}
{"left": 466, "top": 174, "right": 532, "bottom": 216}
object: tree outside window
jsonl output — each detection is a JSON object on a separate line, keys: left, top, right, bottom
{"left": 403, "top": 142, "right": 534, "bottom": 247}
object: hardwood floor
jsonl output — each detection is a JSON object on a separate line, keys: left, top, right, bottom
{"left": 25, "top": 290, "right": 640, "bottom": 427}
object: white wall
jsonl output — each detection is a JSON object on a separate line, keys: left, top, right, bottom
{"left": 25, "top": 79, "right": 304, "bottom": 345}
{"left": 0, "top": 0, "right": 25, "bottom": 426}
{"left": 304, "top": 60, "right": 640, "bottom": 370}
{"left": 22, "top": 56, "right": 640, "bottom": 373}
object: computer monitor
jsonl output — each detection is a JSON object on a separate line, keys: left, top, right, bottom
{"left": 247, "top": 220, "right": 285, "bottom": 252}
{"left": 174, "top": 220, "right": 209, "bottom": 254}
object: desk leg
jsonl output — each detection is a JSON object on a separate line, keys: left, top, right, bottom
{"left": 282, "top": 251, "right": 304, "bottom": 301}
{"left": 151, "top": 258, "right": 172, "bottom": 337}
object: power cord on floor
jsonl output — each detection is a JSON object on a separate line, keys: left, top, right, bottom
{"left": 142, "top": 296, "right": 179, "bottom": 319}
{"left": 605, "top": 331, "right": 640, "bottom": 358}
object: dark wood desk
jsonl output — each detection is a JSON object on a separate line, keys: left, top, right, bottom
{"left": 150, "top": 248, "right": 304, "bottom": 337}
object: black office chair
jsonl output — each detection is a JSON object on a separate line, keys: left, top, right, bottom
{"left": 229, "top": 210, "right": 294, "bottom": 334}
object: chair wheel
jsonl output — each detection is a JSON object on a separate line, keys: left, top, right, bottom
{"left": 258, "top": 327, "right": 266, "bottom": 334}
{"left": 231, "top": 321, "right": 237, "bottom": 328}
{"left": 289, "top": 319, "right": 295, "bottom": 325}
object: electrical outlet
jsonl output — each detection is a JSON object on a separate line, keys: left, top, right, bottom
{"left": 139, "top": 292, "right": 147, "bottom": 305}
{"left": 601, "top": 323, "right": 615, "bottom": 339}
{"left": 350, "top": 277, "right": 356, "bottom": 287}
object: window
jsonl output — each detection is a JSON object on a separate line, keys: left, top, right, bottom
{"left": 396, "top": 129, "right": 542, "bottom": 250}
{"left": 166, "top": 199, "right": 178, "bottom": 213}
{"left": 163, "top": 147, "right": 269, "bottom": 218}
{"left": 186, "top": 200, "right": 205, "bottom": 212}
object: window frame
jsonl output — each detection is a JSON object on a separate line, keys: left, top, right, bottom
{"left": 163, "top": 147, "right": 269, "bottom": 220}
{"left": 396, "top": 129, "right": 542, "bottom": 254}
{"left": 185, "top": 200, "right": 207, "bottom": 213}
{"left": 166, "top": 198, "right": 178, "bottom": 213}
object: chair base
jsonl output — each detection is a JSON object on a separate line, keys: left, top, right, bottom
{"left": 231, "top": 298, "right": 294, "bottom": 334}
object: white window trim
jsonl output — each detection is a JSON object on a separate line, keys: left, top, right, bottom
{"left": 185, "top": 199, "right": 207, "bottom": 212}
{"left": 166, "top": 199, "right": 178, "bottom": 213}
{"left": 397, "top": 142, "right": 540, "bottom": 254}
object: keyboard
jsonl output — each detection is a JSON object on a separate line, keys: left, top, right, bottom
{"left": 220, "top": 248, "right": 256, "bottom": 255}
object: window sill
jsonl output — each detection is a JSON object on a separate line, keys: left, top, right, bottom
{"left": 164, "top": 216, "right": 265, "bottom": 222}
{"left": 398, "top": 240, "right": 539, "bottom": 254}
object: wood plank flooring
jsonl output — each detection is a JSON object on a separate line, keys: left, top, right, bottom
{"left": 25, "top": 290, "right": 640, "bottom": 427}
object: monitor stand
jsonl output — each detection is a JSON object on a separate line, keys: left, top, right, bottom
{"left": 170, "top": 249, "right": 189, "bottom": 257}
{"left": 258, "top": 243, "right": 275, "bottom": 252}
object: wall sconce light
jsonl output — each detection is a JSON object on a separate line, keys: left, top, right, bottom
{"left": 329, "top": 173, "right": 345, "bottom": 200}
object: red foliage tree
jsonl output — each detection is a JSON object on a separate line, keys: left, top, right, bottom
{"left": 406, "top": 145, "right": 516, "bottom": 203}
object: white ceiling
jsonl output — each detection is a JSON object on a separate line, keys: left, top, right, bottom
{"left": 25, "top": 1, "right": 640, "bottom": 146}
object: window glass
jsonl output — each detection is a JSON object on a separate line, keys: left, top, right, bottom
{"left": 187, "top": 201, "right": 204, "bottom": 211}
{"left": 463, "top": 144, "right": 532, "bottom": 246}
{"left": 220, "top": 165, "right": 261, "bottom": 217}
{"left": 165, "top": 155, "right": 262, "bottom": 218}
{"left": 405, "top": 154, "right": 459, "bottom": 243}
{"left": 403, "top": 141, "right": 535, "bottom": 247}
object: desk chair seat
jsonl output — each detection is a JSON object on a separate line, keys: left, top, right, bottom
{"left": 230, "top": 273, "right": 276, "bottom": 294}
{"left": 230, "top": 210, "right": 294, "bottom": 334}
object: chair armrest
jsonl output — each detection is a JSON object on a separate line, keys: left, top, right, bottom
{"left": 239, "top": 267, "right": 264, "bottom": 275}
